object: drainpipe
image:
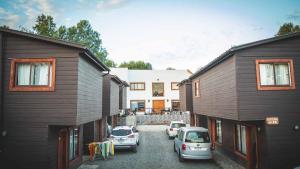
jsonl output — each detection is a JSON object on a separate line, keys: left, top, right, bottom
{"left": 0, "top": 33, "right": 6, "bottom": 155}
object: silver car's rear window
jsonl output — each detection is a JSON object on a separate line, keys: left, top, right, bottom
{"left": 185, "top": 131, "right": 210, "bottom": 143}
{"left": 112, "top": 129, "right": 132, "bottom": 136}
{"left": 171, "top": 123, "right": 186, "bottom": 128}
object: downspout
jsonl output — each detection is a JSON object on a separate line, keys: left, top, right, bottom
{"left": 0, "top": 33, "right": 6, "bottom": 155}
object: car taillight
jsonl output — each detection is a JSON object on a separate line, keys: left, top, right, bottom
{"left": 128, "top": 134, "right": 134, "bottom": 138}
{"left": 210, "top": 145, "right": 215, "bottom": 151}
{"left": 170, "top": 128, "right": 173, "bottom": 131}
{"left": 182, "top": 144, "right": 186, "bottom": 151}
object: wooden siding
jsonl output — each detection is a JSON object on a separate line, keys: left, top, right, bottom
{"left": 236, "top": 36, "right": 300, "bottom": 121}
{"left": 102, "top": 75, "right": 111, "bottom": 116}
{"left": 179, "top": 84, "right": 187, "bottom": 111}
{"left": 77, "top": 56, "right": 103, "bottom": 124}
{"left": 110, "top": 80, "right": 120, "bottom": 116}
{"left": 192, "top": 56, "right": 238, "bottom": 120}
{"left": 119, "top": 86, "right": 127, "bottom": 110}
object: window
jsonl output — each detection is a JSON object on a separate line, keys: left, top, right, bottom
{"left": 171, "top": 82, "right": 179, "bottom": 90}
{"left": 152, "top": 83, "right": 164, "bottom": 96}
{"left": 194, "top": 81, "right": 200, "bottom": 97}
{"left": 185, "top": 131, "right": 210, "bottom": 143}
{"left": 256, "top": 59, "right": 295, "bottom": 90}
{"left": 235, "top": 124, "right": 247, "bottom": 155}
{"left": 69, "top": 127, "right": 79, "bottom": 160}
{"left": 215, "top": 120, "right": 222, "bottom": 144}
{"left": 9, "top": 58, "right": 56, "bottom": 91}
{"left": 130, "top": 100, "right": 145, "bottom": 112}
{"left": 130, "top": 82, "right": 145, "bottom": 90}
{"left": 171, "top": 100, "right": 180, "bottom": 111}
{"left": 178, "top": 130, "right": 184, "bottom": 141}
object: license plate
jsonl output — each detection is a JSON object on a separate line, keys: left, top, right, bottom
{"left": 191, "top": 147, "right": 207, "bottom": 151}
{"left": 118, "top": 139, "right": 125, "bottom": 142}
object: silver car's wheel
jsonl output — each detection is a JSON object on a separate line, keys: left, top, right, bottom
{"left": 178, "top": 151, "right": 184, "bottom": 162}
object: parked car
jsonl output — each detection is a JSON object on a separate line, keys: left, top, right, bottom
{"left": 166, "top": 121, "right": 186, "bottom": 139}
{"left": 174, "top": 127, "right": 212, "bottom": 162}
{"left": 110, "top": 126, "right": 139, "bottom": 152}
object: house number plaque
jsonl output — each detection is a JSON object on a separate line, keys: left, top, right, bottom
{"left": 266, "top": 117, "right": 279, "bottom": 125}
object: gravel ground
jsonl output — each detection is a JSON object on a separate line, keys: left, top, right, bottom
{"left": 79, "top": 125, "right": 221, "bottom": 169}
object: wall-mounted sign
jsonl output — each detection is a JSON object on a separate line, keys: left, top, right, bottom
{"left": 266, "top": 117, "right": 279, "bottom": 125}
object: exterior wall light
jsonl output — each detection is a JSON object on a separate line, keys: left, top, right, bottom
{"left": 293, "top": 124, "right": 299, "bottom": 131}
{"left": 257, "top": 127, "right": 261, "bottom": 133}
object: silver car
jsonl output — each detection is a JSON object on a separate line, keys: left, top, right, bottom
{"left": 174, "top": 127, "right": 212, "bottom": 161}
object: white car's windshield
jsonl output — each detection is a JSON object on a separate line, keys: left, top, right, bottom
{"left": 171, "top": 123, "right": 186, "bottom": 128}
{"left": 112, "top": 129, "right": 132, "bottom": 136}
{"left": 185, "top": 131, "right": 210, "bottom": 143}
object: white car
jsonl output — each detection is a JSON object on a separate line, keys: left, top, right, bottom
{"left": 110, "top": 126, "right": 139, "bottom": 152}
{"left": 174, "top": 127, "right": 212, "bottom": 161}
{"left": 166, "top": 121, "right": 186, "bottom": 139}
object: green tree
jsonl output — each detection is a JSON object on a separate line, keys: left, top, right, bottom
{"left": 105, "top": 59, "right": 117, "bottom": 68}
{"left": 33, "top": 14, "right": 56, "bottom": 37}
{"left": 277, "top": 22, "right": 300, "bottom": 36}
{"left": 0, "top": 25, "right": 10, "bottom": 29}
{"left": 119, "top": 60, "right": 152, "bottom": 70}
{"left": 32, "top": 14, "right": 108, "bottom": 62}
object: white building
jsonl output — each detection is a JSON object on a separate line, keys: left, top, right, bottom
{"left": 110, "top": 68, "right": 192, "bottom": 114}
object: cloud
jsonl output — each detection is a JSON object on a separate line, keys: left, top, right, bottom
{"left": 96, "top": 0, "right": 130, "bottom": 10}
{"left": 0, "top": 7, "right": 20, "bottom": 28}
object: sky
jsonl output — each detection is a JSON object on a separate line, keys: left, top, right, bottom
{"left": 0, "top": 0, "right": 300, "bottom": 71}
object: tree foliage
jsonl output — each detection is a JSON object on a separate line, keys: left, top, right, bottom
{"left": 32, "top": 14, "right": 108, "bottom": 62}
{"left": 277, "top": 22, "right": 300, "bottom": 36}
{"left": 119, "top": 60, "right": 152, "bottom": 70}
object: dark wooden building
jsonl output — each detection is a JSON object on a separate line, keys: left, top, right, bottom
{"left": 102, "top": 74, "right": 128, "bottom": 139}
{"left": 0, "top": 28, "right": 109, "bottom": 169}
{"left": 188, "top": 33, "right": 300, "bottom": 169}
{"left": 178, "top": 79, "right": 196, "bottom": 126}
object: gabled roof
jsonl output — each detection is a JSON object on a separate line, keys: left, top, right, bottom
{"left": 108, "top": 74, "right": 123, "bottom": 85}
{"left": 178, "top": 79, "right": 192, "bottom": 86}
{"left": 189, "top": 32, "right": 300, "bottom": 80}
{"left": 0, "top": 28, "right": 110, "bottom": 71}
{"left": 122, "top": 80, "right": 129, "bottom": 87}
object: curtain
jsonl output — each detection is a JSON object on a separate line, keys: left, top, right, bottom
{"left": 69, "top": 129, "right": 74, "bottom": 160}
{"left": 259, "top": 64, "right": 274, "bottom": 85}
{"left": 241, "top": 125, "right": 247, "bottom": 154}
{"left": 236, "top": 125, "right": 241, "bottom": 152}
{"left": 275, "top": 63, "right": 290, "bottom": 85}
{"left": 31, "top": 63, "right": 49, "bottom": 85}
{"left": 17, "top": 63, "right": 31, "bottom": 85}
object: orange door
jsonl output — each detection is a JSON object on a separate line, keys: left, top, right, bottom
{"left": 57, "top": 129, "right": 67, "bottom": 169}
{"left": 152, "top": 100, "right": 165, "bottom": 113}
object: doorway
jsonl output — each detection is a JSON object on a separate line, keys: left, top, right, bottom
{"left": 152, "top": 100, "right": 165, "bottom": 113}
{"left": 57, "top": 129, "right": 68, "bottom": 169}
{"left": 248, "top": 126, "right": 260, "bottom": 169}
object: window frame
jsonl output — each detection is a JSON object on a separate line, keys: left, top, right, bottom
{"left": 9, "top": 58, "right": 56, "bottom": 92}
{"left": 256, "top": 59, "right": 295, "bottom": 90}
{"left": 152, "top": 82, "right": 164, "bottom": 97}
{"left": 68, "top": 127, "right": 80, "bottom": 162}
{"left": 171, "top": 82, "right": 179, "bottom": 90}
{"left": 234, "top": 124, "right": 247, "bottom": 158}
{"left": 129, "top": 82, "right": 145, "bottom": 91}
{"left": 171, "top": 100, "right": 180, "bottom": 111}
{"left": 194, "top": 80, "right": 200, "bottom": 97}
{"left": 215, "top": 119, "right": 223, "bottom": 145}
{"left": 130, "top": 100, "right": 146, "bottom": 112}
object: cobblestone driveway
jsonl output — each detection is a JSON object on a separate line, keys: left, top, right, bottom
{"left": 79, "top": 125, "right": 221, "bottom": 169}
